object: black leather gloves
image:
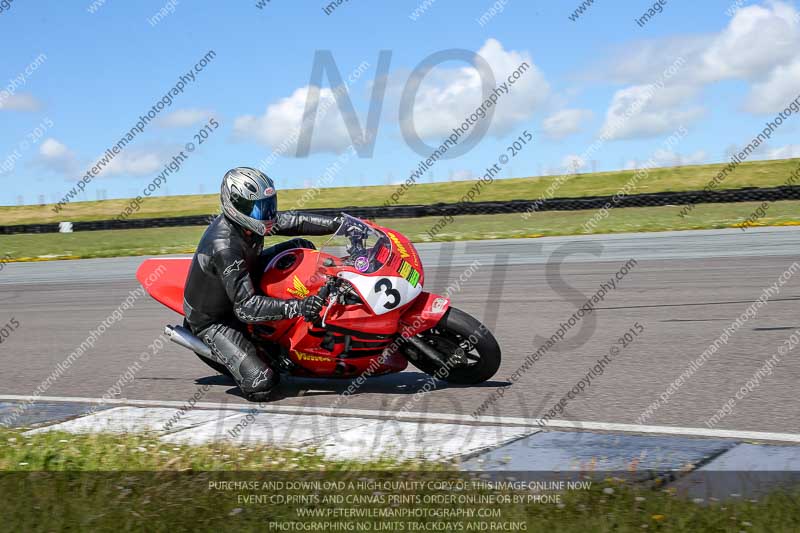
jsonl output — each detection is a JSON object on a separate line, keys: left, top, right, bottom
{"left": 300, "top": 295, "right": 325, "bottom": 319}
{"left": 284, "top": 295, "right": 325, "bottom": 320}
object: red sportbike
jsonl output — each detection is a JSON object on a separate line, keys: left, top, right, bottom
{"left": 137, "top": 215, "right": 501, "bottom": 385}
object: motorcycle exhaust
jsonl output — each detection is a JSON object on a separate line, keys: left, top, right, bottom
{"left": 165, "top": 325, "right": 212, "bottom": 359}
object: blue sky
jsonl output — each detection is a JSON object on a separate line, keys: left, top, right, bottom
{"left": 1, "top": 0, "right": 799, "bottom": 206}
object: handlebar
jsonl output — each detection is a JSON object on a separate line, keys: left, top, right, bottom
{"left": 315, "top": 276, "right": 339, "bottom": 327}
{"left": 318, "top": 282, "right": 332, "bottom": 301}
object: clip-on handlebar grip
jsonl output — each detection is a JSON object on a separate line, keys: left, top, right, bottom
{"left": 314, "top": 278, "right": 336, "bottom": 326}
{"left": 318, "top": 283, "right": 331, "bottom": 301}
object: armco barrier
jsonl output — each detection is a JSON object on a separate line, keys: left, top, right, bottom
{"left": 2, "top": 185, "right": 800, "bottom": 235}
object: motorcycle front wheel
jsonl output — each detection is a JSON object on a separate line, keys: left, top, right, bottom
{"left": 402, "top": 307, "right": 501, "bottom": 384}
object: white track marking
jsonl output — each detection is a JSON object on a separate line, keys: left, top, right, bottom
{"left": 24, "top": 406, "right": 245, "bottom": 435}
{"left": 161, "top": 413, "right": 376, "bottom": 447}
{"left": 19, "top": 404, "right": 535, "bottom": 461}
{"left": 316, "top": 422, "right": 532, "bottom": 461}
{"left": 3, "top": 394, "right": 800, "bottom": 443}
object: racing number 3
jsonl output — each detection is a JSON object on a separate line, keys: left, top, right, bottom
{"left": 375, "top": 278, "right": 401, "bottom": 309}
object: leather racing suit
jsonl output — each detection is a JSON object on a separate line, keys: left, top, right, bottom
{"left": 183, "top": 211, "right": 340, "bottom": 399}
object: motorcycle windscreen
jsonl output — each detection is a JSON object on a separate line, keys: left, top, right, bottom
{"left": 337, "top": 271, "right": 423, "bottom": 316}
{"left": 317, "top": 214, "right": 390, "bottom": 275}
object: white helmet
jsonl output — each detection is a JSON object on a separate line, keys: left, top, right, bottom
{"left": 220, "top": 167, "right": 277, "bottom": 236}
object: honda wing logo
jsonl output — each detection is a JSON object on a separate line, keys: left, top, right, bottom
{"left": 286, "top": 275, "right": 310, "bottom": 298}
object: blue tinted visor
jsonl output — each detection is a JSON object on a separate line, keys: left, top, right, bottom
{"left": 248, "top": 197, "right": 277, "bottom": 221}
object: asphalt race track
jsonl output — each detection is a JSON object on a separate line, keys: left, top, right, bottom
{"left": 1, "top": 227, "right": 799, "bottom": 437}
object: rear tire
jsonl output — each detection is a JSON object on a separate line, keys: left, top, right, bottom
{"left": 403, "top": 307, "right": 501, "bottom": 385}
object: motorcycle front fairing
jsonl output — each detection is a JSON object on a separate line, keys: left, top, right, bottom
{"left": 313, "top": 215, "right": 425, "bottom": 316}
{"left": 255, "top": 216, "right": 417, "bottom": 376}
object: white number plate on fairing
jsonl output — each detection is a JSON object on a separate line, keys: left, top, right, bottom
{"left": 337, "top": 271, "right": 423, "bottom": 316}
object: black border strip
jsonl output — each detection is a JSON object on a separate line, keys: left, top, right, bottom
{"left": 4, "top": 185, "right": 800, "bottom": 235}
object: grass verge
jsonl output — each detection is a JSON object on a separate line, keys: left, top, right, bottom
{"left": 1, "top": 427, "right": 799, "bottom": 531}
{"left": 1, "top": 200, "right": 799, "bottom": 261}
{"left": 2, "top": 157, "right": 799, "bottom": 226}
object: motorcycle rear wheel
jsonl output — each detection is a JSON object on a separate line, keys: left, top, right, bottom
{"left": 403, "top": 307, "right": 501, "bottom": 384}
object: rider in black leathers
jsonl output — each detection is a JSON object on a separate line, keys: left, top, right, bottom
{"left": 183, "top": 167, "right": 340, "bottom": 401}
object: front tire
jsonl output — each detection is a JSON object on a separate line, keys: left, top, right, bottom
{"left": 403, "top": 307, "right": 501, "bottom": 384}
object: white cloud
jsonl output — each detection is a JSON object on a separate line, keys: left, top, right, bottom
{"left": 744, "top": 59, "right": 800, "bottom": 113}
{"left": 606, "top": 2, "right": 800, "bottom": 86}
{"left": 625, "top": 149, "right": 708, "bottom": 169}
{"left": 449, "top": 169, "right": 475, "bottom": 181}
{"left": 401, "top": 38, "right": 549, "bottom": 140}
{"left": 601, "top": 37, "right": 705, "bottom": 86}
{"left": 35, "top": 138, "right": 172, "bottom": 179}
{"left": 157, "top": 108, "right": 216, "bottom": 128}
{"left": 698, "top": 1, "right": 798, "bottom": 83}
{"left": 699, "top": 1, "right": 800, "bottom": 111}
{"left": 98, "top": 149, "right": 166, "bottom": 177}
{"left": 0, "top": 93, "right": 42, "bottom": 112}
{"left": 765, "top": 143, "right": 800, "bottom": 159}
{"left": 677, "top": 149, "right": 707, "bottom": 165}
{"left": 36, "top": 138, "right": 77, "bottom": 174}
{"left": 597, "top": 0, "right": 800, "bottom": 134}
{"left": 562, "top": 154, "right": 586, "bottom": 171}
{"left": 652, "top": 149, "right": 707, "bottom": 167}
{"left": 40, "top": 138, "right": 69, "bottom": 159}
{"left": 234, "top": 86, "right": 354, "bottom": 155}
{"left": 541, "top": 109, "right": 593, "bottom": 140}
{"left": 234, "top": 38, "right": 548, "bottom": 156}
{"left": 600, "top": 84, "right": 705, "bottom": 140}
